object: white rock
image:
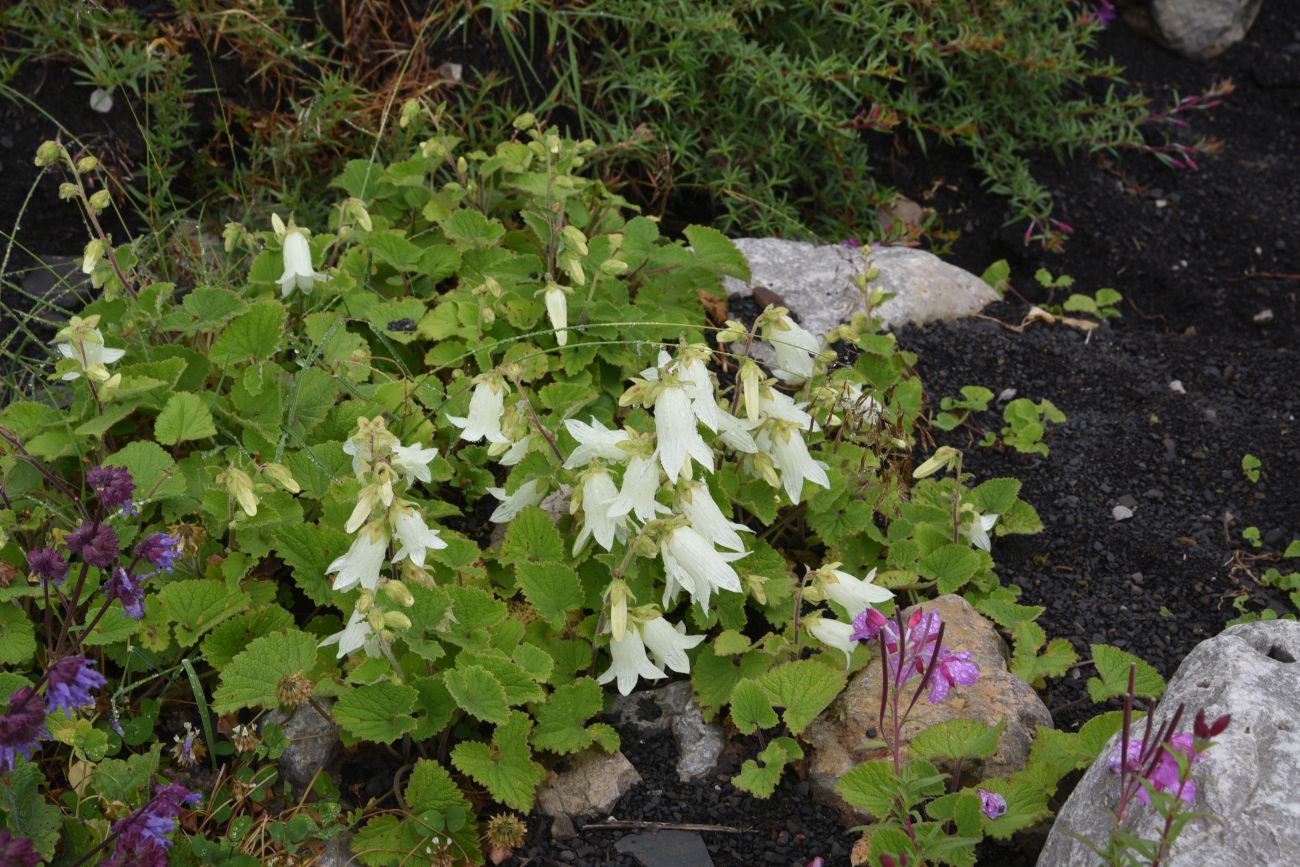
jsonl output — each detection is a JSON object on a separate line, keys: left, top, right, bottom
{"left": 1112, "top": 505, "right": 1135, "bottom": 521}
{"left": 89, "top": 87, "right": 114, "bottom": 114}
{"left": 1038, "top": 619, "right": 1300, "bottom": 866}
{"left": 536, "top": 748, "right": 641, "bottom": 823}
{"left": 1119, "top": 0, "right": 1262, "bottom": 59}
{"left": 1168, "top": 380, "right": 1186, "bottom": 395}
{"left": 721, "top": 239, "right": 998, "bottom": 342}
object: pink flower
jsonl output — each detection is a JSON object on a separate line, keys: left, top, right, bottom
{"left": 926, "top": 649, "right": 980, "bottom": 703}
{"left": 977, "top": 787, "right": 1006, "bottom": 819}
{"left": 1108, "top": 732, "right": 1202, "bottom": 804}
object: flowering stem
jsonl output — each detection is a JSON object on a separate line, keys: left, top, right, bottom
{"left": 508, "top": 372, "right": 565, "bottom": 464}
{"left": 52, "top": 559, "right": 92, "bottom": 655}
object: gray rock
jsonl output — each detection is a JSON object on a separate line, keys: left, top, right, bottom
{"left": 536, "top": 748, "right": 641, "bottom": 827}
{"left": 20, "top": 254, "right": 90, "bottom": 314}
{"left": 264, "top": 700, "right": 341, "bottom": 791}
{"left": 314, "top": 832, "right": 354, "bottom": 866}
{"left": 615, "top": 830, "right": 715, "bottom": 867}
{"left": 804, "top": 595, "right": 1052, "bottom": 822}
{"left": 721, "top": 239, "right": 998, "bottom": 343}
{"left": 608, "top": 680, "right": 724, "bottom": 781}
{"left": 1119, "top": 0, "right": 1262, "bottom": 59}
{"left": 1038, "top": 619, "right": 1300, "bottom": 867}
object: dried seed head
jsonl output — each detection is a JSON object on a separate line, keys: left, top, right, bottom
{"left": 276, "top": 672, "right": 314, "bottom": 708}
{"left": 230, "top": 723, "right": 260, "bottom": 754}
{"left": 485, "top": 813, "right": 527, "bottom": 862}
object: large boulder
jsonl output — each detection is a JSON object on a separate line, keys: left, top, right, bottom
{"left": 536, "top": 748, "right": 642, "bottom": 835}
{"left": 720, "top": 239, "right": 998, "bottom": 341}
{"left": 1118, "top": 0, "right": 1262, "bottom": 59}
{"left": 803, "top": 595, "right": 1052, "bottom": 820}
{"left": 1038, "top": 619, "right": 1300, "bottom": 866}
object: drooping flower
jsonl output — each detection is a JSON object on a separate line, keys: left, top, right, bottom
{"left": 105, "top": 566, "right": 146, "bottom": 619}
{"left": 46, "top": 655, "right": 107, "bottom": 716}
{"left": 327, "top": 523, "right": 389, "bottom": 592}
{"left": 390, "top": 504, "right": 447, "bottom": 568}
{"left": 320, "top": 608, "right": 380, "bottom": 658}
{"left": 677, "top": 481, "right": 750, "bottom": 552}
{"left": 808, "top": 615, "right": 858, "bottom": 667}
{"left": 759, "top": 423, "right": 830, "bottom": 504}
{"left": 0, "top": 687, "right": 47, "bottom": 771}
{"left": 767, "top": 313, "right": 821, "bottom": 385}
{"left": 822, "top": 567, "right": 893, "bottom": 619}
{"left": 640, "top": 615, "right": 705, "bottom": 674}
{"left": 1108, "top": 733, "right": 1202, "bottom": 805}
{"left": 563, "top": 417, "right": 630, "bottom": 469}
{"left": 659, "top": 525, "right": 745, "bottom": 612}
{"left": 0, "top": 830, "right": 40, "bottom": 867}
{"left": 26, "top": 547, "right": 68, "bottom": 585}
{"left": 716, "top": 409, "right": 758, "bottom": 454}
{"left": 170, "top": 722, "right": 206, "bottom": 768}
{"left": 135, "top": 533, "right": 182, "bottom": 575}
{"left": 545, "top": 283, "right": 570, "bottom": 346}
{"left": 487, "top": 478, "right": 547, "bottom": 523}
{"left": 277, "top": 227, "right": 327, "bottom": 297}
{"left": 654, "top": 385, "right": 714, "bottom": 481}
{"left": 65, "top": 521, "right": 120, "bottom": 568}
{"left": 977, "top": 788, "right": 1007, "bottom": 820}
{"left": 104, "top": 782, "right": 200, "bottom": 867}
{"left": 88, "top": 465, "right": 135, "bottom": 512}
{"left": 448, "top": 379, "right": 509, "bottom": 444}
{"left": 927, "top": 649, "right": 980, "bottom": 703}
{"left": 392, "top": 442, "right": 440, "bottom": 486}
{"left": 850, "top": 606, "right": 892, "bottom": 644}
{"left": 962, "top": 512, "right": 999, "bottom": 552}
{"left": 760, "top": 389, "right": 816, "bottom": 428}
{"left": 597, "top": 625, "right": 667, "bottom": 696}
{"left": 678, "top": 354, "right": 721, "bottom": 432}
{"left": 572, "top": 469, "right": 627, "bottom": 554}
{"left": 607, "top": 455, "right": 669, "bottom": 523}
{"left": 54, "top": 319, "right": 126, "bottom": 381}
{"left": 498, "top": 433, "right": 533, "bottom": 466}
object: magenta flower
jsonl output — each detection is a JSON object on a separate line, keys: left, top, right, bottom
{"left": 26, "top": 547, "right": 68, "bottom": 585}
{"left": 66, "top": 522, "right": 120, "bottom": 568}
{"left": 46, "top": 655, "right": 107, "bottom": 716}
{"left": 0, "top": 830, "right": 40, "bottom": 867}
{"left": 104, "top": 782, "right": 199, "bottom": 866}
{"left": 0, "top": 687, "right": 48, "bottom": 771}
{"left": 977, "top": 787, "right": 1006, "bottom": 819}
{"left": 927, "top": 648, "right": 980, "bottom": 703}
{"left": 105, "top": 566, "right": 146, "bottom": 620}
{"left": 88, "top": 465, "right": 135, "bottom": 512}
{"left": 850, "top": 607, "right": 891, "bottom": 643}
{"left": 1109, "top": 732, "right": 1202, "bottom": 804}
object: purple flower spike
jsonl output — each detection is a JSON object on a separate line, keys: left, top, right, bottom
{"left": 105, "top": 567, "right": 146, "bottom": 620}
{"left": 1108, "top": 731, "right": 1203, "bottom": 805}
{"left": 66, "top": 522, "right": 120, "bottom": 568}
{"left": 26, "top": 547, "right": 69, "bottom": 585}
{"left": 88, "top": 465, "right": 135, "bottom": 513}
{"left": 46, "top": 655, "right": 107, "bottom": 716}
{"left": 104, "top": 782, "right": 199, "bottom": 867}
{"left": 977, "top": 787, "right": 1007, "bottom": 820}
{"left": 927, "top": 648, "right": 980, "bottom": 703}
{"left": 135, "top": 533, "right": 182, "bottom": 575}
{"left": 0, "top": 687, "right": 48, "bottom": 771}
{"left": 0, "top": 830, "right": 40, "bottom": 867}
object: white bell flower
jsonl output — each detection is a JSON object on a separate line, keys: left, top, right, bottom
{"left": 679, "top": 481, "right": 751, "bottom": 553}
{"left": 654, "top": 385, "right": 713, "bottom": 481}
{"left": 768, "top": 313, "right": 820, "bottom": 384}
{"left": 606, "top": 455, "right": 669, "bottom": 522}
{"left": 573, "top": 470, "right": 627, "bottom": 554}
{"left": 679, "top": 355, "right": 721, "bottom": 432}
{"left": 320, "top": 609, "right": 381, "bottom": 658}
{"left": 328, "top": 523, "right": 389, "bottom": 592}
{"left": 498, "top": 433, "right": 534, "bottom": 466}
{"left": 487, "top": 478, "right": 546, "bottom": 523}
{"left": 760, "top": 424, "right": 830, "bottom": 504}
{"left": 716, "top": 409, "right": 758, "bottom": 454}
{"left": 392, "top": 503, "right": 447, "bottom": 567}
{"left": 55, "top": 328, "right": 125, "bottom": 381}
{"left": 659, "top": 525, "right": 745, "bottom": 613}
{"left": 760, "top": 389, "right": 816, "bottom": 429}
{"left": 597, "top": 625, "right": 666, "bottom": 696}
{"left": 448, "top": 379, "right": 509, "bottom": 444}
{"left": 963, "top": 512, "right": 999, "bottom": 552}
{"left": 640, "top": 615, "right": 705, "bottom": 674}
{"left": 823, "top": 567, "right": 892, "bottom": 619}
{"left": 392, "top": 442, "right": 439, "bottom": 486}
{"left": 278, "top": 228, "right": 328, "bottom": 297}
{"left": 563, "top": 417, "right": 630, "bottom": 469}
{"left": 808, "top": 615, "right": 858, "bottom": 667}
{"left": 830, "top": 380, "right": 883, "bottom": 427}
{"left": 545, "top": 284, "right": 569, "bottom": 346}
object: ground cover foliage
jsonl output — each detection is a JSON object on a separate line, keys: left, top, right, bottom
{"left": 0, "top": 1, "right": 1261, "bottom": 864}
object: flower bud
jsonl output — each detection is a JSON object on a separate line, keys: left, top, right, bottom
{"left": 512, "top": 112, "right": 536, "bottom": 131}
{"left": 383, "top": 610, "right": 412, "bottom": 631}
{"left": 34, "top": 140, "right": 61, "bottom": 167}
{"left": 81, "top": 238, "right": 104, "bottom": 275}
{"left": 217, "top": 467, "right": 259, "bottom": 517}
{"left": 58, "top": 182, "right": 78, "bottom": 200}
{"left": 76, "top": 155, "right": 100, "bottom": 174}
{"left": 88, "top": 189, "right": 111, "bottom": 211}
{"left": 913, "top": 446, "right": 958, "bottom": 480}
{"left": 261, "top": 462, "right": 300, "bottom": 494}
{"left": 381, "top": 580, "right": 415, "bottom": 608}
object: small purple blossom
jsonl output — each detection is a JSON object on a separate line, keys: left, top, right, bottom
{"left": 66, "top": 522, "right": 120, "bottom": 568}
{"left": 0, "top": 687, "right": 48, "bottom": 771}
{"left": 46, "top": 655, "right": 107, "bottom": 716}
{"left": 26, "top": 547, "right": 68, "bottom": 585}
{"left": 88, "top": 465, "right": 135, "bottom": 512}
{"left": 105, "top": 566, "right": 146, "bottom": 620}
{"left": 0, "top": 830, "right": 40, "bottom": 867}
{"left": 104, "top": 781, "right": 199, "bottom": 867}
{"left": 1109, "top": 732, "right": 1202, "bottom": 804}
{"left": 927, "top": 648, "right": 980, "bottom": 703}
{"left": 135, "top": 533, "right": 182, "bottom": 575}
{"left": 977, "top": 787, "right": 1007, "bottom": 820}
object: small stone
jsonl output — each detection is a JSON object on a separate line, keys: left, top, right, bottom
{"left": 1253, "top": 308, "right": 1274, "bottom": 324}
{"left": 997, "top": 388, "right": 1017, "bottom": 403}
{"left": 1168, "top": 380, "right": 1186, "bottom": 394}
{"left": 536, "top": 749, "right": 641, "bottom": 823}
{"left": 1112, "top": 505, "right": 1135, "bottom": 521}
{"left": 263, "top": 700, "right": 340, "bottom": 791}
{"left": 615, "top": 830, "right": 715, "bottom": 867}
{"left": 1116, "top": 494, "right": 1138, "bottom": 510}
